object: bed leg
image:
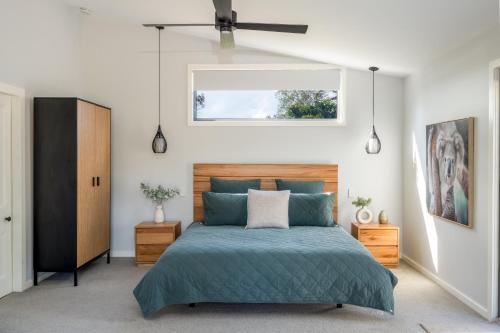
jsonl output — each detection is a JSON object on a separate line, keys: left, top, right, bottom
{"left": 188, "top": 303, "right": 196, "bottom": 308}
{"left": 336, "top": 304, "right": 343, "bottom": 308}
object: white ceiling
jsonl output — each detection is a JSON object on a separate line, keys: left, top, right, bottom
{"left": 64, "top": 0, "right": 499, "bottom": 76}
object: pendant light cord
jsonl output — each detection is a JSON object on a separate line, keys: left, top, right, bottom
{"left": 158, "top": 27, "right": 161, "bottom": 125}
{"left": 372, "top": 69, "right": 375, "bottom": 128}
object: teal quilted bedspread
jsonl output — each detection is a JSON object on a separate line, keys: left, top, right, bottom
{"left": 133, "top": 223, "right": 398, "bottom": 317}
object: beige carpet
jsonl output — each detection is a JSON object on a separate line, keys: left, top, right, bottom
{"left": 0, "top": 258, "right": 498, "bottom": 333}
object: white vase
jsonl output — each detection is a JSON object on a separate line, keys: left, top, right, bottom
{"left": 154, "top": 205, "right": 165, "bottom": 223}
{"left": 356, "top": 207, "right": 373, "bottom": 224}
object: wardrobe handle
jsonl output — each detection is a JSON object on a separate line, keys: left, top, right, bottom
{"left": 97, "top": 176, "right": 100, "bottom": 186}
{"left": 92, "top": 177, "right": 95, "bottom": 187}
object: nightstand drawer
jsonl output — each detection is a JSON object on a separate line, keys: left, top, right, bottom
{"left": 365, "top": 246, "right": 399, "bottom": 265}
{"left": 359, "top": 229, "right": 398, "bottom": 246}
{"left": 136, "top": 244, "right": 169, "bottom": 263}
{"left": 136, "top": 231, "right": 174, "bottom": 245}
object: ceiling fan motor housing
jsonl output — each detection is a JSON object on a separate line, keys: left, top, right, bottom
{"left": 215, "top": 10, "right": 237, "bottom": 31}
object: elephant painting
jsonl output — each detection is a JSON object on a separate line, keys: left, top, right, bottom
{"left": 426, "top": 118, "right": 474, "bottom": 227}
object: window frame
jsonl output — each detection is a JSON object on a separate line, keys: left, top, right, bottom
{"left": 187, "top": 63, "right": 347, "bottom": 127}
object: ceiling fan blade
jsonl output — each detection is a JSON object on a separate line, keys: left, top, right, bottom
{"left": 213, "top": 0, "right": 232, "bottom": 20}
{"left": 220, "top": 30, "right": 235, "bottom": 49}
{"left": 143, "top": 23, "right": 215, "bottom": 27}
{"left": 235, "top": 23, "right": 308, "bottom": 34}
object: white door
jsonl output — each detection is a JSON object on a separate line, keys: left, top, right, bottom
{"left": 0, "top": 93, "right": 12, "bottom": 298}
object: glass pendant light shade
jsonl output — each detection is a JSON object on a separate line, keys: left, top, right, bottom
{"left": 365, "top": 126, "right": 381, "bottom": 154}
{"left": 365, "top": 66, "right": 381, "bottom": 154}
{"left": 152, "top": 26, "right": 167, "bottom": 154}
{"left": 152, "top": 125, "right": 167, "bottom": 153}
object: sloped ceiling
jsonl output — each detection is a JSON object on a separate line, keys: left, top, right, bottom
{"left": 64, "top": 0, "right": 499, "bottom": 75}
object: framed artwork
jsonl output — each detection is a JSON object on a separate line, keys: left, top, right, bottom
{"left": 426, "top": 117, "right": 474, "bottom": 227}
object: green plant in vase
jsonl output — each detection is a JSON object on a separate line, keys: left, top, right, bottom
{"left": 352, "top": 196, "right": 373, "bottom": 224}
{"left": 140, "top": 183, "right": 180, "bottom": 223}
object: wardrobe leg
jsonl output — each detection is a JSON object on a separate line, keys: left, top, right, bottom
{"left": 34, "top": 270, "right": 38, "bottom": 286}
{"left": 107, "top": 250, "right": 110, "bottom": 264}
{"left": 73, "top": 270, "right": 78, "bottom": 287}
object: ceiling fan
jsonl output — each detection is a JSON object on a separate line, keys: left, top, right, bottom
{"left": 143, "top": 0, "right": 308, "bottom": 48}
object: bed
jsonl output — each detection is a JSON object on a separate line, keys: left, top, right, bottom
{"left": 133, "top": 164, "right": 398, "bottom": 317}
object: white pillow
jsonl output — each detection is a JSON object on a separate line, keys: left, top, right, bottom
{"left": 246, "top": 189, "right": 290, "bottom": 229}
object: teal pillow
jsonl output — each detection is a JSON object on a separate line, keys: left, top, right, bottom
{"left": 276, "top": 179, "right": 324, "bottom": 193}
{"left": 202, "top": 192, "right": 247, "bottom": 226}
{"left": 289, "top": 193, "right": 335, "bottom": 226}
{"left": 211, "top": 177, "right": 261, "bottom": 193}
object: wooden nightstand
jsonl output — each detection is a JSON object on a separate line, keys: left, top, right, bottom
{"left": 351, "top": 222, "right": 399, "bottom": 268}
{"left": 135, "top": 221, "right": 181, "bottom": 266}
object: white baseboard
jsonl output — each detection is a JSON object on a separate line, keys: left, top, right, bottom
{"left": 111, "top": 250, "right": 134, "bottom": 258}
{"left": 22, "top": 279, "right": 33, "bottom": 290}
{"left": 21, "top": 252, "right": 133, "bottom": 289}
{"left": 401, "top": 254, "right": 490, "bottom": 320}
{"left": 22, "top": 272, "right": 55, "bottom": 290}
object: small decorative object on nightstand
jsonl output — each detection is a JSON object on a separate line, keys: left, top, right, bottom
{"left": 378, "top": 210, "right": 389, "bottom": 224}
{"left": 351, "top": 222, "right": 399, "bottom": 267}
{"left": 140, "top": 183, "right": 180, "bottom": 223}
{"left": 135, "top": 221, "right": 181, "bottom": 266}
{"left": 352, "top": 197, "right": 373, "bottom": 224}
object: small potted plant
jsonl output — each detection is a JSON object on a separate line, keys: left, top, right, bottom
{"left": 352, "top": 196, "right": 373, "bottom": 224}
{"left": 140, "top": 183, "right": 180, "bottom": 223}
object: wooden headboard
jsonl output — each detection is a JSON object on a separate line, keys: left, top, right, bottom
{"left": 193, "top": 163, "right": 338, "bottom": 222}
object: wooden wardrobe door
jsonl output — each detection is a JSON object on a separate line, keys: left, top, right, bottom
{"left": 76, "top": 101, "right": 97, "bottom": 267}
{"left": 94, "top": 106, "right": 110, "bottom": 256}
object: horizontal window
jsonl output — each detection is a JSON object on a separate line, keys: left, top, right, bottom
{"left": 194, "top": 90, "right": 338, "bottom": 121}
{"left": 188, "top": 64, "right": 345, "bottom": 126}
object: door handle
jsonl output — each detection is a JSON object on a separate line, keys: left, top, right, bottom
{"left": 96, "top": 176, "right": 100, "bottom": 186}
{"left": 4, "top": 216, "right": 11, "bottom": 222}
{"left": 92, "top": 177, "right": 95, "bottom": 187}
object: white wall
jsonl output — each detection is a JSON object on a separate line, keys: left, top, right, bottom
{"left": 0, "top": 0, "right": 82, "bottom": 284}
{"left": 403, "top": 27, "right": 500, "bottom": 319}
{"left": 79, "top": 17, "right": 404, "bottom": 256}
{"left": 0, "top": 0, "right": 81, "bottom": 95}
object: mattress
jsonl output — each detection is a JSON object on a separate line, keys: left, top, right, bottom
{"left": 133, "top": 223, "right": 398, "bottom": 317}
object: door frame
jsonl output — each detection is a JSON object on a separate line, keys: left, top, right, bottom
{"left": 488, "top": 59, "right": 500, "bottom": 321}
{"left": 0, "top": 82, "right": 28, "bottom": 292}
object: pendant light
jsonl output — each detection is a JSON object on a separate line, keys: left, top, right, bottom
{"left": 152, "top": 26, "right": 167, "bottom": 154}
{"left": 365, "top": 66, "right": 381, "bottom": 154}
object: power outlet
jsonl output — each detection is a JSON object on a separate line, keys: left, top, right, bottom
{"left": 347, "top": 188, "right": 357, "bottom": 198}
